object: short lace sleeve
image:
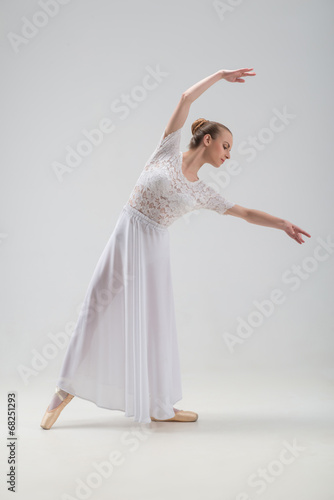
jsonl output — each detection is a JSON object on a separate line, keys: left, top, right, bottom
{"left": 199, "top": 184, "right": 235, "bottom": 215}
{"left": 144, "top": 127, "right": 182, "bottom": 168}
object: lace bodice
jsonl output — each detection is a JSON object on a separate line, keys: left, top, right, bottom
{"left": 126, "top": 127, "right": 235, "bottom": 227}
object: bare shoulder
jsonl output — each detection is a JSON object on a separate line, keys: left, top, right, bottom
{"left": 224, "top": 204, "right": 249, "bottom": 218}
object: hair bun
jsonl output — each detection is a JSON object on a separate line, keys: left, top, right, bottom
{"left": 191, "top": 118, "right": 207, "bottom": 135}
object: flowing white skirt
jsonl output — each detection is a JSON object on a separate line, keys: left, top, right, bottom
{"left": 56, "top": 203, "right": 183, "bottom": 423}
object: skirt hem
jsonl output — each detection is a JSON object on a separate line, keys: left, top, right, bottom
{"left": 57, "top": 383, "right": 183, "bottom": 424}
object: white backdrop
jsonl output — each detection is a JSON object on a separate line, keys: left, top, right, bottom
{"left": 1, "top": 1, "right": 334, "bottom": 497}
{"left": 2, "top": 0, "right": 333, "bottom": 381}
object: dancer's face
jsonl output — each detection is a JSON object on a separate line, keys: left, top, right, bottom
{"left": 204, "top": 130, "right": 233, "bottom": 168}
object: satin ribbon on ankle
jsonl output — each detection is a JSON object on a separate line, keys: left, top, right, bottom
{"left": 55, "top": 386, "right": 65, "bottom": 401}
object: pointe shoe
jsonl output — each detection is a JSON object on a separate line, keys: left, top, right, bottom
{"left": 151, "top": 409, "right": 198, "bottom": 422}
{"left": 40, "top": 388, "right": 74, "bottom": 430}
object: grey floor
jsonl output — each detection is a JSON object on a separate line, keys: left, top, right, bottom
{"left": 2, "top": 367, "right": 334, "bottom": 499}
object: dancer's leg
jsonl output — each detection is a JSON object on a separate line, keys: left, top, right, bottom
{"left": 47, "top": 387, "right": 71, "bottom": 410}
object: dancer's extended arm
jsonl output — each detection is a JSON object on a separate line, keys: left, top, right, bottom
{"left": 163, "top": 68, "right": 255, "bottom": 139}
{"left": 225, "top": 205, "right": 311, "bottom": 245}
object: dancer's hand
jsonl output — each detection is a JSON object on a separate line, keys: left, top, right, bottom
{"left": 221, "top": 68, "right": 256, "bottom": 83}
{"left": 283, "top": 221, "right": 311, "bottom": 244}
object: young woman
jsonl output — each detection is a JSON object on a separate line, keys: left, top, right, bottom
{"left": 41, "top": 68, "right": 311, "bottom": 429}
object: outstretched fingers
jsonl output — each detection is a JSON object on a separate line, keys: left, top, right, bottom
{"left": 240, "top": 68, "right": 256, "bottom": 76}
{"left": 222, "top": 67, "right": 256, "bottom": 83}
{"left": 294, "top": 226, "right": 311, "bottom": 239}
{"left": 298, "top": 228, "right": 311, "bottom": 238}
{"left": 285, "top": 224, "right": 311, "bottom": 244}
{"left": 290, "top": 231, "right": 304, "bottom": 244}
{"left": 292, "top": 227, "right": 311, "bottom": 244}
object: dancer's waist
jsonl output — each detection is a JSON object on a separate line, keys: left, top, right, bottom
{"left": 122, "top": 203, "right": 168, "bottom": 231}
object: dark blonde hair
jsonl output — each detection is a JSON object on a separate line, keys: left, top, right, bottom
{"left": 188, "top": 118, "right": 232, "bottom": 149}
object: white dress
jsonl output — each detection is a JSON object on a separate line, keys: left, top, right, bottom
{"left": 56, "top": 127, "right": 235, "bottom": 423}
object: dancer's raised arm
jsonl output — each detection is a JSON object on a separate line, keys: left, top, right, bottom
{"left": 163, "top": 68, "right": 255, "bottom": 139}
